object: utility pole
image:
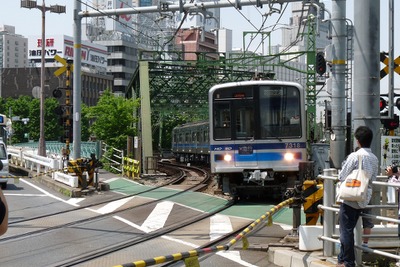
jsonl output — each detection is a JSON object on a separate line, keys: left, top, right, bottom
{"left": 21, "top": 0, "right": 66, "bottom": 156}
{"left": 329, "top": 0, "right": 347, "bottom": 168}
{"left": 72, "top": 0, "right": 82, "bottom": 160}
{"left": 352, "top": 1, "right": 380, "bottom": 160}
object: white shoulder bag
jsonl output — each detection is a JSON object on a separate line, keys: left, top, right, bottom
{"left": 337, "top": 155, "right": 371, "bottom": 202}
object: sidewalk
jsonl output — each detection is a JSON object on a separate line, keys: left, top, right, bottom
{"left": 10, "top": 164, "right": 117, "bottom": 197}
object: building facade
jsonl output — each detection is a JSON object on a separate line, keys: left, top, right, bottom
{"left": 0, "top": 25, "right": 28, "bottom": 68}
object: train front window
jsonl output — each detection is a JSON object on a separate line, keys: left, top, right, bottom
{"left": 235, "top": 103, "right": 254, "bottom": 139}
{"left": 259, "top": 85, "right": 301, "bottom": 138}
{"left": 213, "top": 102, "right": 232, "bottom": 139}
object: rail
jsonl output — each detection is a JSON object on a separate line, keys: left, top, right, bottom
{"left": 318, "top": 169, "right": 400, "bottom": 266}
{"left": 113, "top": 198, "right": 295, "bottom": 267}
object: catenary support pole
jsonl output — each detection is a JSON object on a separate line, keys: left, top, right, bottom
{"left": 329, "top": 0, "right": 347, "bottom": 168}
{"left": 73, "top": 0, "right": 82, "bottom": 159}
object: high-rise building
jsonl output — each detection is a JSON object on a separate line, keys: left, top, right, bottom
{"left": 280, "top": 1, "right": 330, "bottom": 63}
{"left": 83, "top": 0, "right": 138, "bottom": 93}
{"left": 0, "top": 25, "right": 28, "bottom": 68}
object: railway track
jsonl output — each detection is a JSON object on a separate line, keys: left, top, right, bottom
{"left": 3, "top": 165, "right": 234, "bottom": 266}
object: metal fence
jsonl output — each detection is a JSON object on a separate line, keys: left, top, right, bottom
{"left": 100, "top": 142, "right": 123, "bottom": 174}
{"left": 319, "top": 169, "right": 400, "bottom": 265}
{"left": 12, "top": 141, "right": 100, "bottom": 159}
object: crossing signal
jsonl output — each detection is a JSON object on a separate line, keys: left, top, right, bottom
{"left": 52, "top": 88, "right": 62, "bottom": 98}
{"left": 316, "top": 52, "right": 326, "bottom": 76}
{"left": 382, "top": 114, "right": 399, "bottom": 130}
{"left": 380, "top": 95, "right": 400, "bottom": 112}
{"left": 380, "top": 97, "right": 387, "bottom": 111}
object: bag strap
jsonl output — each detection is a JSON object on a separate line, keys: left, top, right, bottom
{"left": 358, "top": 155, "right": 362, "bottom": 170}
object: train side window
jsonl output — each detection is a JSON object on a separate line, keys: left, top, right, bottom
{"left": 192, "top": 132, "right": 196, "bottom": 144}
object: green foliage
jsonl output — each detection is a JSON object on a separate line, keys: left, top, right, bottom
{"left": 85, "top": 89, "right": 139, "bottom": 148}
{"left": 0, "top": 90, "right": 138, "bottom": 149}
{"left": 152, "top": 109, "right": 208, "bottom": 151}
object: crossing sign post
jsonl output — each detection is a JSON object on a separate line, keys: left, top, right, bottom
{"left": 380, "top": 52, "right": 400, "bottom": 79}
{"left": 54, "top": 55, "right": 74, "bottom": 77}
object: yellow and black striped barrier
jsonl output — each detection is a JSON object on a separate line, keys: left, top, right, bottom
{"left": 302, "top": 180, "right": 324, "bottom": 225}
{"left": 10, "top": 155, "right": 102, "bottom": 190}
{"left": 67, "top": 155, "right": 102, "bottom": 189}
{"left": 226, "top": 197, "right": 294, "bottom": 249}
{"left": 122, "top": 157, "right": 140, "bottom": 179}
{"left": 113, "top": 197, "right": 295, "bottom": 267}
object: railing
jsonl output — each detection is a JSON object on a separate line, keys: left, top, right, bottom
{"left": 100, "top": 142, "right": 123, "bottom": 173}
{"left": 318, "top": 169, "right": 400, "bottom": 265}
{"left": 11, "top": 141, "right": 100, "bottom": 159}
{"left": 7, "top": 145, "right": 93, "bottom": 188}
{"left": 8, "top": 142, "right": 133, "bottom": 187}
{"left": 8, "top": 146, "right": 60, "bottom": 173}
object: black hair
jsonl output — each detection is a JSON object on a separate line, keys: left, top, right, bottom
{"left": 354, "top": 126, "right": 373, "bottom": 148}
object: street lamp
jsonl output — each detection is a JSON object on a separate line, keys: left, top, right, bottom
{"left": 20, "top": 0, "right": 66, "bottom": 156}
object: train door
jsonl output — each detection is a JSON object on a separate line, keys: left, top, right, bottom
{"left": 232, "top": 99, "right": 257, "bottom": 167}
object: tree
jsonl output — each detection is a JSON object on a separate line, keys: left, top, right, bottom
{"left": 85, "top": 89, "right": 139, "bottom": 149}
{"left": 3, "top": 96, "right": 33, "bottom": 143}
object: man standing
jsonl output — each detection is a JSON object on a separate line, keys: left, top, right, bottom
{"left": 337, "top": 126, "right": 379, "bottom": 267}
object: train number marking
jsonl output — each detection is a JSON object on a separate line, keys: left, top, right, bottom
{"left": 285, "top": 142, "right": 301, "bottom": 149}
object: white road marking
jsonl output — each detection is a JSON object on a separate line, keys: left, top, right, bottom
{"left": 19, "top": 178, "right": 80, "bottom": 207}
{"left": 141, "top": 201, "right": 174, "bottom": 232}
{"left": 89, "top": 196, "right": 135, "bottom": 214}
{"left": 113, "top": 201, "right": 174, "bottom": 233}
{"left": 102, "top": 178, "right": 120, "bottom": 183}
{"left": 65, "top": 197, "right": 85, "bottom": 205}
{"left": 115, "top": 207, "right": 258, "bottom": 266}
{"left": 210, "top": 214, "right": 233, "bottom": 241}
{"left": 114, "top": 215, "right": 145, "bottom": 232}
{"left": 4, "top": 193, "right": 47, "bottom": 197}
{"left": 161, "top": 235, "right": 199, "bottom": 247}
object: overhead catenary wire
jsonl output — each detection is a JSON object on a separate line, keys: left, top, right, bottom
{"left": 78, "top": 0, "right": 164, "bottom": 47}
{"left": 77, "top": 0, "right": 316, "bottom": 61}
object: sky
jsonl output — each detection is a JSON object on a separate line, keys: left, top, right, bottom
{"left": 0, "top": 0, "right": 398, "bottom": 88}
{"left": 0, "top": 1, "right": 396, "bottom": 50}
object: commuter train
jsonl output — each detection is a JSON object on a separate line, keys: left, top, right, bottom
{"left": 172, "top": 80, "right": 307, "bottom": 198}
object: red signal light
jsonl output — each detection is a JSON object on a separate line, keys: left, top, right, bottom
{"left": 380, "top": 97, "right": 387, "bottom": 111}
{"left": 316, "top": 52, "right": 326, "bottom": 76}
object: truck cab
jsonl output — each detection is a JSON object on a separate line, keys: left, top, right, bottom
{"left": 0, "top": 141, "right": 10, "bottom": 189}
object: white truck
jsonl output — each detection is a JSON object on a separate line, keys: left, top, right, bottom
{"left": 0, "top": 141, "right": 10, "bottom": 189}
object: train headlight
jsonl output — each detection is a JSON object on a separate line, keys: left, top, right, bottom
{"left": 224, "top": 154, "right": 232, "bottom": 162}
{"left": 284, "top": 152, "right": 295, "bottom": 161}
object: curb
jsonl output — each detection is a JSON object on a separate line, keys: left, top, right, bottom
{"left": 9, "top": 164, "right": 109, "bottom": 197}
{"left": 268, "top": 247, "right": 338, "bottom": 267}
